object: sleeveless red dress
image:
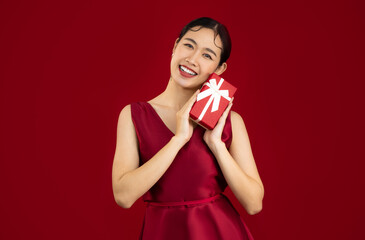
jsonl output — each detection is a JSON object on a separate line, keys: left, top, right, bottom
{"left": 130, "top": 101, "right": 254, "bottom": 240}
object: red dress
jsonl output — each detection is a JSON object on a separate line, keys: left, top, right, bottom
{"left": 131, "top": 101, "right": 254, "bottom": 240}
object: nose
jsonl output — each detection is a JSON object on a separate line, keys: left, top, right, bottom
{"left": 186, "top": 51, "right": 199, "bottom": 66}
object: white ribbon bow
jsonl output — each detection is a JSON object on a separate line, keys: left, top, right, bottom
{"left": 196, "top": 78, "right": 231, "bottom": 121}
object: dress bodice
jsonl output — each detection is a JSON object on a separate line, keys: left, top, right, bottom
{"left": 130, "top": 101, "right": 233, "bottom": 203}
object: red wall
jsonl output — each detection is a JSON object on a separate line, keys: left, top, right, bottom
{"left": 1, "top": 0, "right": 364, "bottom": 239}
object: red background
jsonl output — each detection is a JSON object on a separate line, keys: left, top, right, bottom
{"left": 1, "top": 0, "right": 364, "bottom": 239}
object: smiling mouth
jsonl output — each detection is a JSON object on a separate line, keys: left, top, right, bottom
{"left": 179, "top": 65, "right": 197, "bottom": 76}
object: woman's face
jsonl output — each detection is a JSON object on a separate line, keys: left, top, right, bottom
{"left": 170, "top": 26, "right": 227, "bottom": 90}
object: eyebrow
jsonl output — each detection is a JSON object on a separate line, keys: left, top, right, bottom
{"left": 184, "top": 38, "right": 218, "bottom": 57}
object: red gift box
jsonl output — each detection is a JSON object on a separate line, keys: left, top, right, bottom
{"left": 189, "top": 73, "right": 237, "bottom": 130}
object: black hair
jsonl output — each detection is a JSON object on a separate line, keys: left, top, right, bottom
{"left": 176, "top": 17, "right": 231, "bottom": 66}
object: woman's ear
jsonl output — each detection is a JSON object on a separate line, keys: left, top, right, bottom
{"left": 214, "top": 62, "right": 227, "bottom": 75}
{"left": 172, "top": 38, "right": 179, "bottom": 54}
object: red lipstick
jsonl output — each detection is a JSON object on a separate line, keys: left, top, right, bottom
{"left": 179, "top": 65, "right": 197, "bottom": 78}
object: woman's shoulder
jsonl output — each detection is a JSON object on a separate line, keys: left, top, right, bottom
{"left": 230, "top": 110, "right": 247, "bottom": 132}
{"left": 118, "top": 102, "right": 140, "bottom": 121}
{"left": 117, "top": 102, "right": 146, "bottom": 132}
{"left": 120, "top": 101, "right": 148, "bottom": 112}
{"left": 118, "top": 104, "right": 132, "bottom": 125}
{"left": 119, "top": 102, "right": 144, "bottom": 115}
{"left": 119, "top": 100, "right": 155, "bottom": 121}
{"left": 230, "top": 110, "right": 242, "bottom": 121}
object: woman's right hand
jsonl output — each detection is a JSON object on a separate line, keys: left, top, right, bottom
{"left": 174, "top": 89, "right": 200, "bottom": 144}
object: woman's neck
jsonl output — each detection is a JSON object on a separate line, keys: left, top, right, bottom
{"left": 155, "top": 76, "right": 199, "bottom": 110}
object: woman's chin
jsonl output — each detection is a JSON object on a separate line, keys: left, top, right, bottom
{"left": 170, "top": 73, "right": 204, "bottom": 90}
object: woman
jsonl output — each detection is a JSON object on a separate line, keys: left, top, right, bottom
{"left": 112, "top": 17, "right": 264, "bottom": 240}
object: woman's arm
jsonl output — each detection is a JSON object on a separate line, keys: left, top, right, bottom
{"left": 112, "top": 90, "right": 200, "bottom": 209}
{"left": 204, "top": 102, "right": 264, "bottom": 215}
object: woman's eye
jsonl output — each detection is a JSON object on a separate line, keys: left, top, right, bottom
{"left": 184, "top": 44, "right": 193, "bottom": 49}
{"left": 203, "top": 53, "right": 212, "bottom": 60}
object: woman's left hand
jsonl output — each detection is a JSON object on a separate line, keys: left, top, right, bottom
{"left": 203, "top": 97, "right": 234, "bottom": 149}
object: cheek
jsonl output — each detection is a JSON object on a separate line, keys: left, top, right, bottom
{"left": 203, "top": 63, "right": 219, "bottom": 74}
{"left": 175, "top": 49, "right": 187, "bottom": 58}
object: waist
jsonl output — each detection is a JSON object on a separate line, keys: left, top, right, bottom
{"left": 144, "top": 193, "right": 225, "bottom": 207}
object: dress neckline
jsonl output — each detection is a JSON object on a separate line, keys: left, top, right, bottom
{"left": 144, "top": 101, "right": 200, "bottom": 136}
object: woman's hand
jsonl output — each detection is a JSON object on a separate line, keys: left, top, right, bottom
{"left": 174, "top": 89, "right": 200, "bottom": 144}
{"left": 203, "top": 98, "right": 234, "bottom": 149}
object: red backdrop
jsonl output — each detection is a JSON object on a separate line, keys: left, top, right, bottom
{"left": 1, "top": 0, "right": 364, "bottom": 239}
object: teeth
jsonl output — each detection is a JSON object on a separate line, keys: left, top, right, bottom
{"left": 180, "top": 65, "right": 197, "bottom": 75}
